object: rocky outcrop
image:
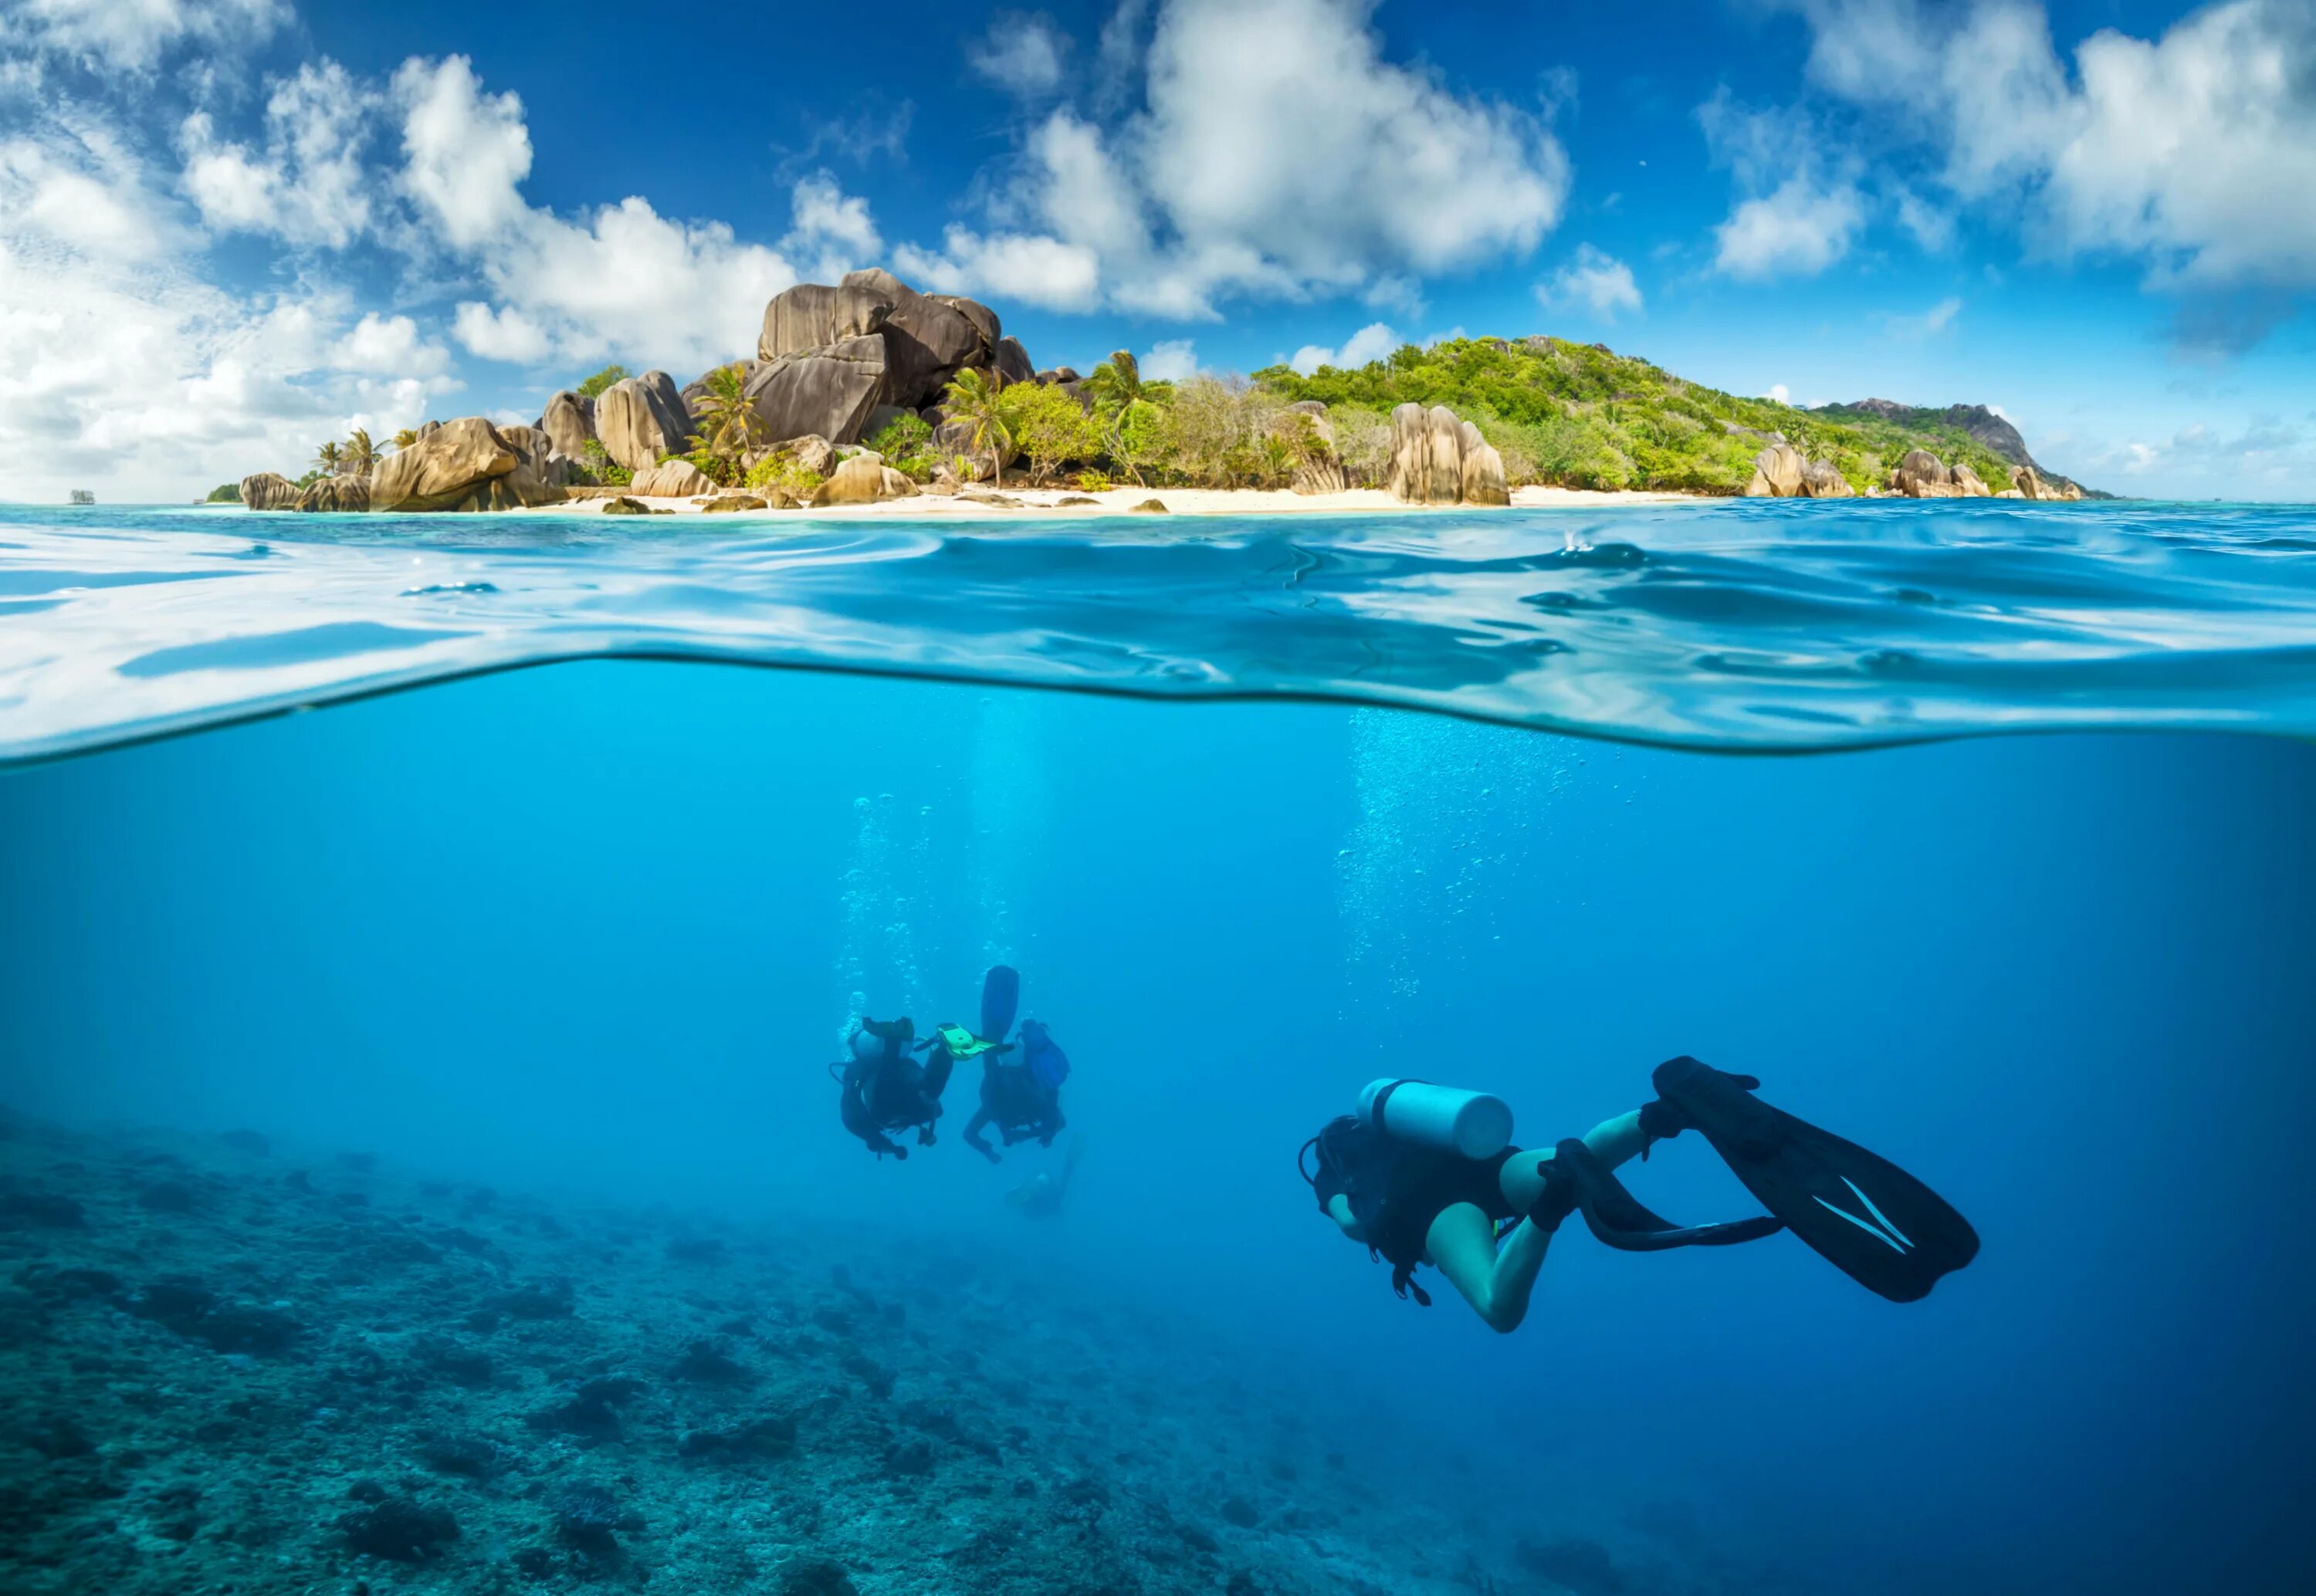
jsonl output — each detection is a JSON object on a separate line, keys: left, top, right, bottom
{"left": 239, "top": 472, "right": 300, "bottom": 511}
{"left": 595, "top": 372, "right": 695, "bottom": 473}
{"left": 1387, "top": 403, "right": 1507, "bottom": 506}
{"left": 370, "top": 417, "right": 566, "bottom": 513}
{"left": 1949, "top": 463, "right": 1991, "bottom": 497}
{"left": 743, "top": 336, "right": 887, "bottom": 445}
{"left": 757, "top": 280, "right": 896, "bottom": 365}
{"left": 294, "top": 476, "right": 371, "bottom": 512}
{"left": 1800, "top": 458, "right": 1855, "bottom": 498}
{"left": 811, "top": 451, "right": 919, "bottom": 506}
{"left": 1282, "top": 403, "right": 1348, "bottom": 494}
{"left": 630, "top": 459, "right": 714, "bottom": 498}
{"left": 757, "top": 272, "right": 1004, "bottom": 412}
{"left": 1888, "top": 448, "right": 1957, "bottom": 498}
{"left": 995, "top": 336, "right": 1035, "bottom": 387}
{"left": 1745, "top": 442, "right": 1806, "bottom": 498}
{"left": 539, "top": 391, "right": 597, "bottom": 461}
{"left": 680, "top": 361, "right": 757, "bottom": 416}
{"left": 2010, "top": 464, "right": 2084, "bottom": 501}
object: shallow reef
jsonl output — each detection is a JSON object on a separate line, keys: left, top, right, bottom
{"left": 0, "top": 1107, "right": 1654, "bottom": 1595}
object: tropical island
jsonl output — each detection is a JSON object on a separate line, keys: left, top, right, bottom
{"left": 220, "top": 270, "right": 2091, "bottom": 519}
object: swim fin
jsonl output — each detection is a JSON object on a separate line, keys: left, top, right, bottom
{"left": 1647, "top": 1057, "right": 1979, "bottom": 1303}
{"left": 1538, "top": 1138, "right": 1786, "bottom": 1252}
{"left": 980, "top": 965, "right": 1020, "bottom": 1044}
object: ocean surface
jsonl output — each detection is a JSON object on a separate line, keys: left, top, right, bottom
{"left": 3, "top": 498, "right": 2314, "bottom": 1596}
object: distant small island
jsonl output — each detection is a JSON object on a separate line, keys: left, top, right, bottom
{"left": 220, "top": 270, "right": 2093, "bottom": 516}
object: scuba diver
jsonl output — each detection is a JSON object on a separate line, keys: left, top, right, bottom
{"left": 834, "top": 965, "right": 1021, "bottom": 1160}
{"left": 1006, "top": 1132, "right": 1085, "bottom": 1217}
{"left": 1301, "top": 1058, "right": 1979, "bottom": 1330}
{"left": 963, "top": 1014, "right": 1070, "bottom": 1163}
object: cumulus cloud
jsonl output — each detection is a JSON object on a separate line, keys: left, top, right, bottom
{"left": 0, "top": 0, "right": 286, "bottom": 73}
{"left": 179, "top": 60, "right": 377, "bottom": 249}
{"left": 969, "top": 13, "right": 1070, "bottom": 96}
{"left": 1776, "top": 0, "right": 2316, "bottom": 292}
{"left": 391, "top": 56, "right": 824, "bottom": 371}
{"left": 1288, "top": 321, "right": 1397, "bottom": 374}
{"left": 1140, "top": 338, "right": 1197, "bottom": 380}
{"left": 900, "top": 0, "right": 1569, "bottom": 317}
{"left": 1699, "top": 92, "right": 1865, "bottom": 280}
{"left": 1536, "top": 244, "right": 1642, "bottom": 320}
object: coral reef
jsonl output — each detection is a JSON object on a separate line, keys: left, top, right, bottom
{"left": 0, "top": 1111, "right": 1552, "bottom": 1595}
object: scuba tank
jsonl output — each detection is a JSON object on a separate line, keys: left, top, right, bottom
{"left": 1358, "top": 1078, "right": 1513, "bottom": 1160}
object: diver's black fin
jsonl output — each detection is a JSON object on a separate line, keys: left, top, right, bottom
{"left": 1548, "top": 1138, "right": 1786, "bottom": 1253}
{"left": 1649, "top": 1057, "right": 1980, "bottom": 1302}
{"left": 981, "top": 965, "right": 1020, "bottom": 1043}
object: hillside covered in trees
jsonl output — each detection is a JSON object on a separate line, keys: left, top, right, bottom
{"left": 1254, "top": 336, "right": 2092, "bottom": 498}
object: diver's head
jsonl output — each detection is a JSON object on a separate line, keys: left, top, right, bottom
{"left": 1017, "top": 1018, "right": 1050, "bottom": 1051}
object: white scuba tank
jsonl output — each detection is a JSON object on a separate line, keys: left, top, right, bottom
{"left": 1359, "top": 1079, "right": 1514, "bottom": 1159}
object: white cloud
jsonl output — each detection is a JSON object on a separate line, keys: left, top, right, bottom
{"left": 782, "top": 171, "right": 882, "bottom": 283}
{"left": 1288, "top": 320, "right": 1397, "bottom": 374}
{"left": 1893, "top": 183, "right": 1956, "bottom": 252}
{"left": 902, "top": 0, "right": 1569, "bottom": 318}
{"left": 1140, "top": 337, "right": 1197, "bottom": 381}
{"left": 391, "top": 56, "right": 809, "bottom": 372}
{"left": 0, "top": 0, "right": 286, "bottom": 73}
{"left": 1699, "top": 91, "right": 1866, "bottom": 280}
{"left": 179, "top": 60, "right": 377, "bottom": 249}
{"left": 1536, "top": 244, "right": 1642, "bottom": 320}
{"left": 334, "top": 312, "right": 448, "bottom": 376}
{"left": 1887, "top": 295, "right": 1963, "bottom": 338}
{"left": 1715, "top": 176, "right": 1866, "bottom": 279}
{"left": 1779, "top": 0, "right": 2316, "bottom": 290}
{"left": 969, "top": 13, "right": 1069, "bottom": 96}
{"left": 893, "top": 226, "right": 1102, "bottom": 312}
{"left": 1766, "top": 384, "right": 1792, "bottom": 404}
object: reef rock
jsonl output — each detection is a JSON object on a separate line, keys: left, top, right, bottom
{"left": 1387, "top": 403, "right": 1508, "bottom": 506}
{"left": 596, "top": 371, "right": 696, "bottom": 473}
{"left": 744, "top": 336, "right": 888, "bottom": 446}
{"left": 539, "top": 391, "right": 596, "bottom": 460}
{"left": 239, "top": 472, "right": 300, "bottom": 511}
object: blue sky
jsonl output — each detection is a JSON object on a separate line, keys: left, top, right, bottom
{"left": 2, "top": 0, "right": 2311, "bottom": 499}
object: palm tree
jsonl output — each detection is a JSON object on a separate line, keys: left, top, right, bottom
{"left": 688, "top": 365, "right": 764, "bottom": 476}
{"left": 313, "top": 440, "right": 343, "bottom": 476}
{"left": 942, "top": 367, "right": 1012, "bottom": 489}
{"left": 391, "top": 428, "right": 418, "bottom": 451}
{"left": 343, "top": 428, "right": 378, "bottom": 478}
{"left": 1081, "top": 350, "right": 1143, "bottom": 411}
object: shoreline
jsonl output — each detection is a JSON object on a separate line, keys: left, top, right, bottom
{"left": 511, "top": 483, "right": 1708, "bottom": 519}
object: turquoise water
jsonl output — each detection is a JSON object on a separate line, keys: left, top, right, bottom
{"left": 3, "top": 499, "right": 2314, "bottom": 1594}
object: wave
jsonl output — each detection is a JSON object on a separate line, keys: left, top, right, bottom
{"left": 2, "top": 497, "right": 2313, "bottom": 763}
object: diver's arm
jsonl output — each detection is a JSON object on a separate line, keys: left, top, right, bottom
{"left": 1325, "top": 1193, "right": 1365, "bottom": 1243}
{"left": 840, "top": 1059, "right": 907, "bottom": 1158}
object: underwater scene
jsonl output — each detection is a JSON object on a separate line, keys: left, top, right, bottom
{"left": 5, "top": 500, "right": 2316, "bottom": 1596}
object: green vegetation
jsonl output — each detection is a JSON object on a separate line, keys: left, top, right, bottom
{"left": 865, "top": 411, "right": 939, "bottom": 480}
{"left": 1254, "top": 336, "right": 2026, "bottom": 495}
{"left": 941, "top": 369, "right": 1012, "bottom": 488}
{"left": 391, "top": 428, "right": 419, "bottom": 451}
{"left": 575, "top": 364, "right": 631, "bottom": 400}
{"left": 999, "top": 380, "right": 1103, "bottom": 482}
{"left": 743, "top": 450, "right": 824, "bottom": 499}
{"left": 579, "top": 438, "right": 631, "bottom": 487}
{"left": 682, "top": 366, "right": 765, "bottom": 484}
{"left": 204, "top": 483, "right": 240, "bottom": 502}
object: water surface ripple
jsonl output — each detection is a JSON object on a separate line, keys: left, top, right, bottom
{"left": 2, "top": 497, "right": 2312, "bottom": 762}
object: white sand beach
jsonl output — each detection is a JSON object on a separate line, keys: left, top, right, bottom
{"left": 520, "top": 482, "right": 1704, "bottom": 519}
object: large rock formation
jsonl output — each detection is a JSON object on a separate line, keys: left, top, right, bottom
{"left": 1745, "top": 442, "right": 1806, "bottom": 498}
{"left": 539, "top": 391, "right": 597, "bottom": 460}
{"left": 595, "top": 371, "right": 695, "bottom": 472}
{"left": 293, "top": 476, "right": 371, "bottom": 512}
{"left": 630, "top": 458, "right": 714, "bottom": 498}
{"left": 757, "top": 272, "right": 1007, "bottom": 416}
{"left": 812, "top": 451, "right": 919, "bottom": 506}
{"left": 369, "top": 417, "right": 567, "bottom": 512}
{"left": 994, "top": 336, "right": 1036, "bottom": 387}
{"left": 1800, "top": 458, "right": 1855, "bottom": 498}
{"left": 2011, "top": 464, "right": 2084, "bottom": 501}
{"left": 680, "top": 361, "right": 759, "bottom": 416}
{"left": 743, "top": 336, "right": 888, "bottom": 445}
{"left": 1282, "top": 403, "right": 1347, "bottom": 495}
{"left": 757, "top": 280, "right": 896, "bottom": 364}
{"left": 1949, "top": 463, "right": 1991, "bottom": 497}
{"left": 239, "top": 472, "right": 299, "bottom": 510}
{"left": 1888, "top": 448, "right": 1957, "bottom": 498}
{"left": 1387, "top": 403, "right": 1508, "bottom": 506}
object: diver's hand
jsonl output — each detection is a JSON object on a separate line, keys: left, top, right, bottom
{"left": 891, "top": 1145, "right": 909, "bottom": 1161}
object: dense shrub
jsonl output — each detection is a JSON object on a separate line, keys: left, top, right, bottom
{"left": 205, "top": 483, "right": 240, "bottom": 502}
{"left": 743, "top": 451, "right": 824, "bottom": 499}
{"left": 998, "top": 382, "right": 1103, "bottom": 482}
{"left": 865, "top": 412, "right": 938, "bottom": 481}
{"left": 579, "top": 438, "right": 631, "bottom": 487}
{"left": 574, "top": 364, "right": 631, "bottom": 400}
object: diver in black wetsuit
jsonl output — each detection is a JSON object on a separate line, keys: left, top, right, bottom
{"left": 962, "top": 1018, "right": 1069, "bottom": 1163}
{"left": 835, "top": 1018, "right": 953, "bottom": 1159}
